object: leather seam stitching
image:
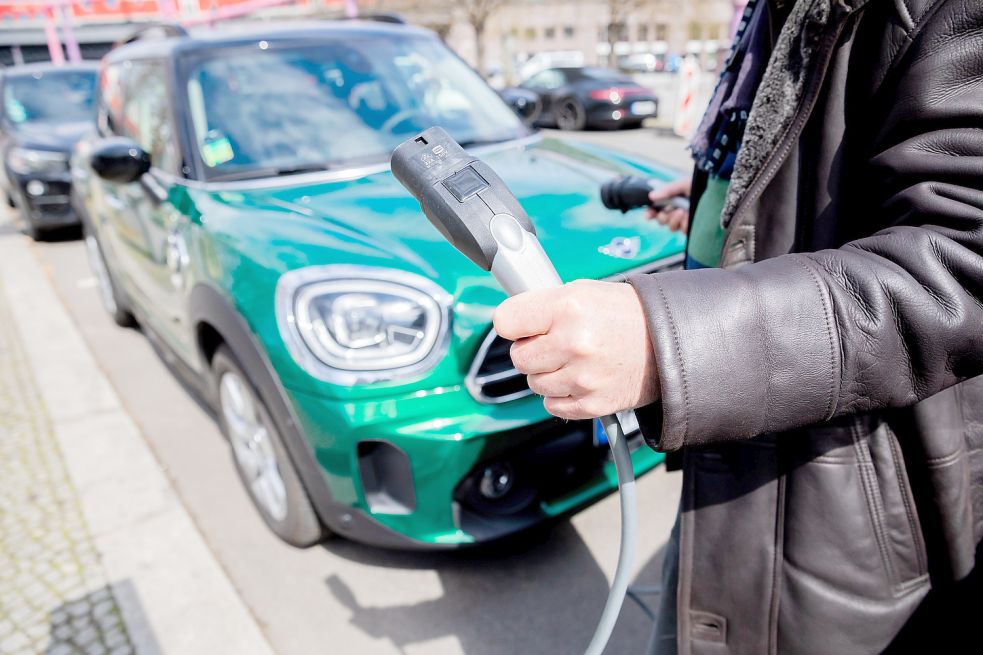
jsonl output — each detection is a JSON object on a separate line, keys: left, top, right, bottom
{"left": 654, "top": 279, "right": 690, "bottom": 446}
{"left": 851, "top": 421, "right": 901, "bottom": 589}
{"left": 885, "top": 425, "right": 927, "bottom": 575}
{"left": 792, "top": 257, "right": 839, "bottom": 420}
{"left": 925, "top": 449, "right": 964, "bottom": 467}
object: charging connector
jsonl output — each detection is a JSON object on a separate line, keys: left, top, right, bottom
{"left": 392, "top": 127, "right": 637, "bottom": 655}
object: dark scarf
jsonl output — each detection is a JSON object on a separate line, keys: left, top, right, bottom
{"left": 690, "top": 0, "right": 773, "bottom": 180}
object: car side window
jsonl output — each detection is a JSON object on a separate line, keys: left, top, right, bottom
{"left": 524, "top": 69, "right": 564, "bottom": 90}
{"left": 121, "top": 60, "right": 179, "bottom": 175}
{"left": 97, "top": 63, "right": 125, "bottom": 137}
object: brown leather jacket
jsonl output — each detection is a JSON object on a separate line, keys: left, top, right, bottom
{"left": 628, "top": 0, "right": 983, "bottom": 653}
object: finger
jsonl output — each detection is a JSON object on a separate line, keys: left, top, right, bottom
{"left": 510, "top": 335, "right": 566, "bottom": 374}
{"left": 527, "top": 371, "right": 575, "bottom": 398}
{"left": 648, "top": 177, "right": 690, "bottom": 202}
{"left": 493, "top": 291, "right": 554, "bottom": 341}
{"left": 651, "top": 210, "right": 671, "bottom": 225}
{"left": 668, "top": 210, "right": 687, "bottom": 232}
{"left": 543, "top": 395, "right": 594, "bottom": 420}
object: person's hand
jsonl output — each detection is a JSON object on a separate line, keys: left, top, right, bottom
{"left": 493, "top": 279, "right": 659, "bottom": 420}
{"left": 645, "top": 177, "right": 691, "bottom": 234}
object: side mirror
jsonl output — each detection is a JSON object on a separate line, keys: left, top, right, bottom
{"left": 90, "top": 137, "right": 151, "bottom": 184}
{"left": 499, "top": 88, "right": 542, "bottom": 125}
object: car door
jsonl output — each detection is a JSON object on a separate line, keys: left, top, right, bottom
{"left": 112, "top": 59, "right": 196, "bottom": 363}
{"left": 520, "top": 69, "right": 566, "bottom": 117}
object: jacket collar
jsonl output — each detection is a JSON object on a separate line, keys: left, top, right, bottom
{"left": 720, "top": 0, "right": 874, "bottom": 231}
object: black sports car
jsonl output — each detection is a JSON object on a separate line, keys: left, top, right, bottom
{"left": 0, "top": 62, "right": 97, "bottom": 239}
{"left": 519, "top": 66, "right": 658, "bottom": 131}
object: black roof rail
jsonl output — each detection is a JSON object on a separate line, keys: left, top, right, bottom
{"left": 115, "top": 23, "right": 189, "bottom": 48}
{"left": 344, "top": 13, "right": 407, "bottom": 25}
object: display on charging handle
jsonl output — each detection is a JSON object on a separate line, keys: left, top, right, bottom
{"left": 390, "top": 126, "right": 562, "bottom": 296}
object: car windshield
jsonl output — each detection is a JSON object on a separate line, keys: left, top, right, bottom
{"left": 3, "top": 69, "right": 97, "bottom": 126}
{"left": 184, "top": 34, "right": 529, "bottom": 180}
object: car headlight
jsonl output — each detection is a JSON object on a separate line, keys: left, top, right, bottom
{"left": 276, "top": 265, "right": 452, "bottom": 385}
{"left": 6, "top": 147, "right": 69, "bottom": 175}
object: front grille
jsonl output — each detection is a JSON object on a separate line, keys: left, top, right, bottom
{"left": 465, "top": 252, "right": 686, "bottom": 404}
{"left": 465, "top": 331, "right": 531, "bottom": 404}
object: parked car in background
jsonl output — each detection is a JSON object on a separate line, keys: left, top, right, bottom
{"left": 73, "top": 21, "right": 684, "bottom": 550}
{"left": 617, "top": 52, "right": 667, "bottom": 73}
{"left": 518, "top": 66, "right": 659, "bottom": 130}
{"left": 1, "top": 62, "right": 97, "bottom": 239}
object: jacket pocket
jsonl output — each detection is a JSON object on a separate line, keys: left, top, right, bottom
{"left": 852, "top": 418, "right": 929, "bottom": 591}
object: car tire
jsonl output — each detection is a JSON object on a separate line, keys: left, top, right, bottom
{"left": 24, "top": 217, "right": 44, "bottom": 241}
{"left": 83, "top": 227, "right": 136, "bottom": 327}
{"left": 555, "top": 97, "right": 587, "bottom": 131}
{"left": 212, "top": 345, "right": 323, "bottom": 548}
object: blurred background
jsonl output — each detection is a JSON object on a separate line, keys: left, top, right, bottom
{"left": 0, "top": 0, "right": 742, "bottom": 134}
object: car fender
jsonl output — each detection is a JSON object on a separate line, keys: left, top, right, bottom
{"left": 187, "top": 283, "right": 428, "bottom": 549}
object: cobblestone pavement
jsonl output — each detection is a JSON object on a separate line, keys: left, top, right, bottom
{"left": 0, "top": 272, "right": 135, "bottom": 655}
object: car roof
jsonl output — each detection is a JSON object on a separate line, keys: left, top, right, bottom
{"left": 104, "top": 20, "right": 432, "bottom": 63}
{"left": 2, "top": 61, "right": 100, "bottom": 78}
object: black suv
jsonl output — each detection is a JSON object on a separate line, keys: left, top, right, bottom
{"left": 0, "top": 62, "right": 98, "bottom": 238}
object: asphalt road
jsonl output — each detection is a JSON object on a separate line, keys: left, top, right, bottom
{"left": 20, "top": 128, "right": 685, "bottom": 655}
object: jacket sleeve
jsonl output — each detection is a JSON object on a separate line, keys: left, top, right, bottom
{"left": 629, "top": 0, "right": 983, "bottom": 451}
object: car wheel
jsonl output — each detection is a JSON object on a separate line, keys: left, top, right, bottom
{"left": 83, "top": 228, "right": 136, "bottom": 327}
{"left": 212, "top": 345, "right": 323, "bottom": 548}
{"left": 555, "top": 97, "right": 587, "bottom": 131}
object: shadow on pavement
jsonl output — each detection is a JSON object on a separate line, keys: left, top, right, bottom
{"left": 325, "top": 520, "right": 668, "bottom": 654}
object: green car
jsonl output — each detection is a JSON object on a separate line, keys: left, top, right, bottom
{"left": 72, "top": 21, "right": 684, "bottom": 549}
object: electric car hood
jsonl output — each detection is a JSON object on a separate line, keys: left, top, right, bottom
{"left": 209, "top": 136, "right": 685, "bottom": 297}
{"left": 12, "top": 120, "right": 93, "bottom": 152}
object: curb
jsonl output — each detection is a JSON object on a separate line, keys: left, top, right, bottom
{"left": 0, "top": 229, "right": 276, "bottom": 655}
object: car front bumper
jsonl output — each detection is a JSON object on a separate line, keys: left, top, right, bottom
{"left": 285, "top": 383, "right": 664, "bottom": 548}
{"left": 8, "top": 170, "right": 79, "bottom": 229}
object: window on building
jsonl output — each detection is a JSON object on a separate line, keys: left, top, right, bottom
{"left": 608, "top": 22, "right": 629, "bottom": 42}
{"left": 563, "top": 25, "right": 575, "bottom": 38}
{"left": 688, "top": 21, "right": 703, "bottom": 41}
{"left": 707, "top": 23, "right": 722, "bottom": 40}
{"left": 544, "top": 26, "right": 556, "bottom": 39}
{"left": 655, "top": 23, "right": 668, "bottom": 41}
{"left": 524, "top": 27, "right": 536, "bottom": 40}
{"left": 638, "top": 24, "right": 649, "bottom": 41}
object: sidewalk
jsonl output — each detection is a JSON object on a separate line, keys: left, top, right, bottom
{"left": 0, "top": 227, "right": 275, "bottom": 655}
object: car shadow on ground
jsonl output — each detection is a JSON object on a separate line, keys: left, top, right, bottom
{"left": 324, "top": 520, "right": 668, "bottom": 654}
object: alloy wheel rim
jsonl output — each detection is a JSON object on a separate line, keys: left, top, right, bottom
{"left": 84, "top": 234, "right": 118, "bottom": 316}
{"left": 558, "top": 101, "right": 581, "bottom": 129}
{"left": 219, "top": 371, "right": 288, "bottom": 522}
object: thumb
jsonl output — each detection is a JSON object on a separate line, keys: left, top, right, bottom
{"left": 493, "top": 290, "right": 555, "bottom": 341}
{"left": 649, "top": 178, "right": 690, "bottom": 202}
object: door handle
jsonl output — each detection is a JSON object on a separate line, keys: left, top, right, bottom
{"left": 165, "top": 230, "right": 190, "bottom": 290}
